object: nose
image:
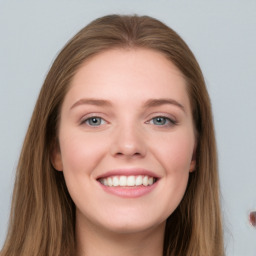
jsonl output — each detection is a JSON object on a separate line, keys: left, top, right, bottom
{"left": 110, "top": 124, "right": 147, "bottom": 158}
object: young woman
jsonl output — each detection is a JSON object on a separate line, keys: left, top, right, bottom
{"left": 1, "top": 15, "right": 224, "bottom": 256}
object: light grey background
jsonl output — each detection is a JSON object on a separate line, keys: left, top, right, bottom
{"left": 0, "top": 1, "right": 256, "bottom": 255}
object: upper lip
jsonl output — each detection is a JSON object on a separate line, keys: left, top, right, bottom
{"left": 96, "top": 168, "right": 160, "bottom": 180}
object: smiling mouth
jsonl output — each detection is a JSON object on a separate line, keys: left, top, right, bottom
{"left": 98, "top": 175, "right": 158, "bottom": 187}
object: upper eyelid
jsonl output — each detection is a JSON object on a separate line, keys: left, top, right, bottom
{"left": 146, "top": 112, "right": 177, "bottom": 121}
{"left": 80, "top": 113, "right": 107, "bottom": 121}
{"left": 148, "top": 116, "right": 176, "bottom": 124}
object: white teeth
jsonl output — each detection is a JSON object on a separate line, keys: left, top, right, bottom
{"left": 99, "top": 175, "right": 156, "bottom": 187}
{"left": 127, "top": 176, "right": 135, "bottom": 186}
{"left": 119, "top": 176, "right": 126, "bottom": 186}
{"left": 103, "top": 179, "right": 108, "bottom": 186}
{"left": 148, "top": 177, "right": 153, "bottom": 185}
{"left": 107, "top": 177, "right": 113, "bottom": 186}
{"left": 135, "top": 175, "right": 143, "bottom": 185}
{"left": 113, "top": 176, "right": 119, "bottom": 186}
{"left": 143, "top": 176, "right": 148, "bottom": 186}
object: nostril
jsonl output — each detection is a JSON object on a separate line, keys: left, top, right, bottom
{"left": 115, "top": 151, "right": 142, "bottom": 157}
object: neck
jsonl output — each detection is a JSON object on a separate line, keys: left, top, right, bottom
{"left": 75, "top": 214, "right": 165, "bottom": 256}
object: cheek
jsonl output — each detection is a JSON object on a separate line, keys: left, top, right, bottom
{"left": 154, "top": 133, "right": 193, "bottom": 216}
{"left": 59, "top": 130, "right": 107, "bottom": 175}
{"left": 154, "top": 131, "right": 195, "bottom": 173}
{"left": 58, "top": 130, "right": 108, "bottom": 207}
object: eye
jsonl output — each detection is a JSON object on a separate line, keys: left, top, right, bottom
{"left": 83, "top": 117, "right": 106, "bottom": 126}
{"left": 149, "top": 116, "right": 176, "bottom": 126}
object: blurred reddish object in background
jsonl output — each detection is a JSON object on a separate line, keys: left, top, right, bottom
{"left": 249, "top": 211, "right": 256, "bottom": 227}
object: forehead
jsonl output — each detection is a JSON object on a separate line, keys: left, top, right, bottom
{"left": 72, "top": 47, "right": 186, "bottom": 85}
{"left": 64, "top": 48, "right": 190, "bottom": 111}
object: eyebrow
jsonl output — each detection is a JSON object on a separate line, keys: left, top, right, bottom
{"left": 70, "top": 98, "right": 112, "bottom": 110}
{"left": 143, "top": 98, "right": 185, "bottom": 112}
{"left": 70, "top": 98, "right": 185, "bottom": 112}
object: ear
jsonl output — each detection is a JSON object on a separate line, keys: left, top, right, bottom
{"left": 189, "top": 146, "right": 197, "bottom": 173}
{"left": 51, "top": 140, "right": 63, "bottom": 171}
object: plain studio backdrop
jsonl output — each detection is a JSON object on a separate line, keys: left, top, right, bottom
{"left": 0, "top": 1, "right": 255, "bottom": 255}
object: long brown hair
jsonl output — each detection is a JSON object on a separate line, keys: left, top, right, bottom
{"left": 1, "top": 15, "right": 224, "bottom": 256}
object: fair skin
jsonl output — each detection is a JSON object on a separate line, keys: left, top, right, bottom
{"left": 52, "top": 48, "right": 196, "bottom": 256}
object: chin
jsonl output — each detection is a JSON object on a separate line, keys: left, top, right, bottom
{"left": 97, "top": 212, "right": 167, "bottom": 235}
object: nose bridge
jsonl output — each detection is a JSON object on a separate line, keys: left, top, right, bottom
{"left": 110, "top": 119, "right": 146, "bottom": 157}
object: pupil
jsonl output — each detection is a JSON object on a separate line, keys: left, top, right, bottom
{"left": 89, "top": 117, "right": 101, "bottom": 126}
{"left": 154, "top": 117, "right": 165, "bottom": 125}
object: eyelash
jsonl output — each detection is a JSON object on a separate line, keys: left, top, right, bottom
{"left": 81, "top": 116, "right": 107, "bottom": 127}
{"left": 147, "top": 116, "right": 177, "bottom": 127}
{"left": 80, "top": 115, "right": 177, "bottom": 128}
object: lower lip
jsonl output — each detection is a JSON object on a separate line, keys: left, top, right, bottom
{"left": 98, "top": 181, "right": 158, "bottom": 198}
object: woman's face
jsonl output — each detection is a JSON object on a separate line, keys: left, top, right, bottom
{"left": 53, "top": 48, "right": 196, "bottom": 234}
